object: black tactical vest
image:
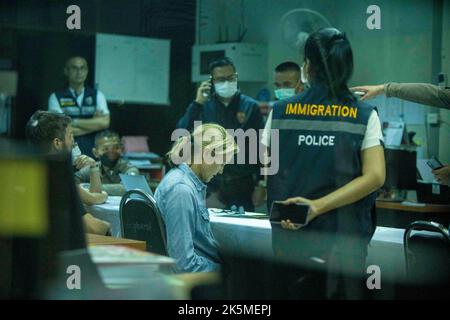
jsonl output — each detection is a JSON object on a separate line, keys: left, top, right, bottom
{"left": 268, "top": 83, "right": 379, "bottom": 242}
{"left": 55, "top": 87, "right": 98, "bottom": 119}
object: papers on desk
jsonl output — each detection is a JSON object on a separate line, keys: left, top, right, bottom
{"left": 128, "top": 159, "right": 152, "bottom": 169}
{"left": 124, "top": 152, "right": 160, "bottom": 160}
{"left": 417, "top": 159, "right": 438, "bottom": 183}
{"left": 89, "top": 245, "right": 174, "bottom": 265}
{"left": 128, "top": 159, "right": 163, "bottom": 170}
{"left": 384, "top": 121, "right": 405, "bottom": 147}
{"left": 370, "top": 227, "right": 404, "bottom": 245}
{"left": 401, "top": 201, "right": 426, "bottom": 207}
{"left": 89, "top": 245, "right": 174, "bottom": 289}
{"left": 214, "top": 213, "right": 269, "bottom": 219}
{"left": 210, "top": 210, "right": 269, "bottom": 220}
{"left": 128, "top": 159, "right": 152, "bottom": 167}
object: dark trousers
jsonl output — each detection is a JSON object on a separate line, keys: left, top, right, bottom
{"left": 326, "top": 247, "right": 369, "bottom": 299}
{"left": 270, "top": 225, "right": 334, "bottom": 299}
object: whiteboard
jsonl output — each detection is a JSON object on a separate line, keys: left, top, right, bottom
{"left": 95, "top": 33, "right": 170, "bottom": 105}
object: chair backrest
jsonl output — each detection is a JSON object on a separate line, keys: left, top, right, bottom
{"left": 403, "top": 221, "right": 450, "bottom": 286}
{"left": 121, "top": 136, "right": 149, "bottom": 153}
{"left": 119, "top": 189, "right": 168, "bottom": 256}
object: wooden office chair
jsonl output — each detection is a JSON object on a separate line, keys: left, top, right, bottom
{"left": 119, "top": 189, "right": 168, "bottom": 256}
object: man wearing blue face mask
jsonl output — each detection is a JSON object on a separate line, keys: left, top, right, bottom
{"left": 177, "top": 57, "right": 264, "bottom": 212}
{"left": 274, "top": 61, "right": 304, "bottom": 100}
{"left": 261, "top": 62, "right": 305, "bottom": 147}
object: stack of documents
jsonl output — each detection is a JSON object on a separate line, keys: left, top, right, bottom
{"left": 88, "top": 245, "right": 174, "bottom": 288}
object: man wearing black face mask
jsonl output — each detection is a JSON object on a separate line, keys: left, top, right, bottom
{"left": 74, "top": 130, "right": 139, "bottom": 196}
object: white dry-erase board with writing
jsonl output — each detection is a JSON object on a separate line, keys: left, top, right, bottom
{"left": 95, "top": 33, "right": 171, "bottom": 105}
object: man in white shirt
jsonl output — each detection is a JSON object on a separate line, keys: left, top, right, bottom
{"left": 48, "top": 56, "right": 110, "bottom": 157}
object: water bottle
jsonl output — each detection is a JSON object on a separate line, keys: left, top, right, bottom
{"left": 72, "top": 142, "right": 82, "bottom": 165}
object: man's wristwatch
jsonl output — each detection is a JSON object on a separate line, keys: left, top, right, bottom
{"left": 89, "top": 163, "right": 100, "bottom": 171}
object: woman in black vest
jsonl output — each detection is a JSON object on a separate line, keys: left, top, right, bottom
{"left": 267, "top": 28, "right": 385, "bottom": 299}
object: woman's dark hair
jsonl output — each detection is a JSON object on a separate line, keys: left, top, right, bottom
{"left": 304, "top": 28, "right": 355, "bottom": 102}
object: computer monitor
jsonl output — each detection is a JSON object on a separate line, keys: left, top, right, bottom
{"left": 120, "top": 173, "right": 154, "bottom": 196}
{"left": 378, "top": 147, "right": 418, "bottom": 202}
{"left": 383, "top": 147, "right": 418, "bottom": 191}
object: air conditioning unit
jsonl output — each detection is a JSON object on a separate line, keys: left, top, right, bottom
{"left": 192, "top": 43, "right": 267, "bottom": 82}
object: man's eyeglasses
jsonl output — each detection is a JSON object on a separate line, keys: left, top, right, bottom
{"left": 212, "top": 73, "right": 238, "bottom": 83}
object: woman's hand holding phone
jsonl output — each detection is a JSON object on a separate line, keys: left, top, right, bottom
{"left": 195, "top": 78, "right": 212, "bottom": 105}
{"left": 279, "top": 196, "right": 320, "bottom": 230}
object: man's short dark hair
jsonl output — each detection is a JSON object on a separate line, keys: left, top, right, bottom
{"left": 65, "top": 56, "right": 88, "bottom": 69}
{"left": 275, "top": 61, "right": 300, "bottom": 73}
{"left": 25, "top": 110, "right": 71, "bottom": 152}
{"left": 209, "top": 57, "right": 236, "bottom": 74}
{"left": 94, "top": 130, "right": 121, "bottom": 147}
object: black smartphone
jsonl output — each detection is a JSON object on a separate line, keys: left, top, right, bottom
{"left": 270, "top": 201, "right": 309, "bottom": 225}
{"left": 427, "top": 156, "right": 444, "bottom": 170}
{"left": 208, "top": 76, "right": 214, "bottom": 97}
{"left": 202, "top": 76, "right": 213, "bottom": 98}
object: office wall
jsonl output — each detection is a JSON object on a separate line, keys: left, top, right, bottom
{"left": 198, "top": 0, "right": 435, "bottom": 87}
{"left": 0, "top": 0, "right": 196, "bottom": 156}
{"left": 439, "top": 0, "right": 450, "bottom": 163}
{"left": 197, "top": 0, "right": 448, "bottom": 160}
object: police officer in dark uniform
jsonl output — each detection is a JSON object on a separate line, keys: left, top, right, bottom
{"left": 48, "top": 56, "right": 110, "bottom": 158}
{"left": 177, "top": 57, "right": 264, "bottom": 212}
{"left": 265, "top": 28, "right": 385, "bottom": 299}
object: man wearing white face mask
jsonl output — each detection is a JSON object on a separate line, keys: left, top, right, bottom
{"left": 177, "top": 57, "right": 264, "bottom": 212}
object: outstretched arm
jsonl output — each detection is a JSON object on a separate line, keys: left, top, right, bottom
{"left": 351, "top": 83, "right": 450, "bottom": 109}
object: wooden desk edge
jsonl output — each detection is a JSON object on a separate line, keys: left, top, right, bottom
{"left": 376, "top": 200, "right": 450, "bottom": 213}
{"left": 86, "top": 234, "right": 147, "bottom": 251}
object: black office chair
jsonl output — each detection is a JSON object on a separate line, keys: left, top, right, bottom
{"left": 119, "top": 189, "right": 168, "bottom": 256}
{"left": 403, "top": 220, "right": 450, "bottom": 298}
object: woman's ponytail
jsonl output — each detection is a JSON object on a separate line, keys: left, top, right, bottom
{"left": 327, "top": 35, "right": 354, "bottom": 100}
{"left": 304, "top": 28, "right": 355, "bottom": 102}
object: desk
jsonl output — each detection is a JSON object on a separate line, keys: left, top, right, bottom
{"left": 211, "top": 216, "right": 407, "bottom": 280}
{"left": 376, "top": 200, "right": 450, "bottom": 213}
{"left": 88, "top": 198, "right": 407, "bottom": 280}
{"left": 86, "top": 233, "right": 147, "bottom": 251}
{"left": 376, "top": 200, "right": 450, "bottom": 228}
{"left": 87, "top": 196, "right": 123, "bottom": 237}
